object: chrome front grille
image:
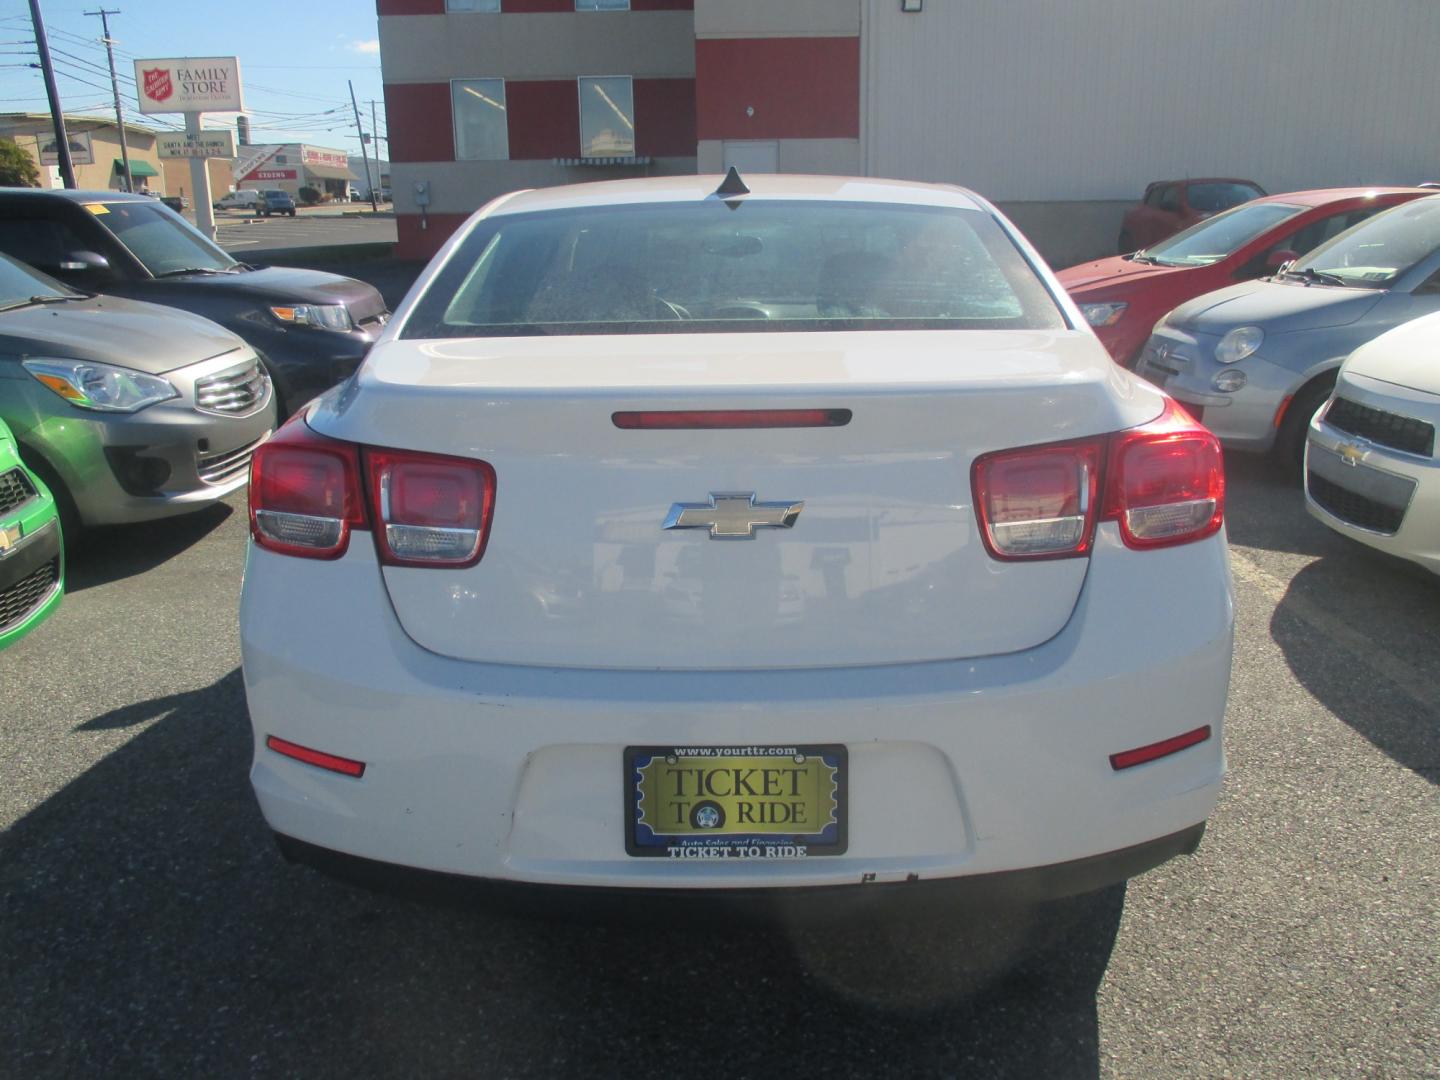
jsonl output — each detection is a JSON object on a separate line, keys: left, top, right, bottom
{"left": 195, "top": 357, "right": 270, "bottom": 417}
{"left": 198, "top": 432, "right": 269, "bottom": 486}
{"left": 1325, "top": 397, "right": 1435, "bottom": 457}
{"left": 0, "top": 556, "right": 58, "bottom": 634}
{"left": 0, "top": 467, "right": 38, "bottom": 518}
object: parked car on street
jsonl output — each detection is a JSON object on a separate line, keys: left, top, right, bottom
{"left": 0, "top": 190, "right": 391, "bottom": 417}
{"left": 242, "top": 175, "right": 1232, "bottom": 931}
{"left": 1135, "top": 194, "right": 1440, "bottom": 467}
{"left": 1119, "top": 178, "right": 1266, "bottom": 253}
{"left": 0, "top": 251, "right": 275, "bottom": 535}
{"left": 1062, "top": 188, "right": 1431, "bottom": 368}
{"left": 0, "top": 414, "right": 62, "bottom": 651}
{"left": 258, "top": 190, "right": 296, "bottom": 218}
{"left": 1305, "top": 313, "right": 1440, "bottom": 574}
{"left": 215, "top": 190, "right": 264, "bottom": 212}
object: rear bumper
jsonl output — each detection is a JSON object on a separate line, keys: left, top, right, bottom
{"left": 274, "top": 823, "right": 1206, "bottom": 922}
{"left": 241, "top": 523, "right": 1233, "bottom": 892}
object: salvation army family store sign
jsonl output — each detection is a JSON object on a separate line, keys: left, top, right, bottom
{"left": 133, "top": 57, "right": 243, "bottom": 114}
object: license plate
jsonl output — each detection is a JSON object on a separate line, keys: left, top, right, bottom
{"left": 625, "top": 744, "right": 847, "bottom": 859}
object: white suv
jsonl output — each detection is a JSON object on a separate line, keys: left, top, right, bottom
{"left": 241, "top": 174, "right": 1232, "bottom": 913}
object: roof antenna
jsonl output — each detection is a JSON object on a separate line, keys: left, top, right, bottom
{"left": 714, "top": 166, "right": 750, "bottom": 206}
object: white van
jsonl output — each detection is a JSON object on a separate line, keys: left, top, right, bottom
{"left": 215, "top": 190, "right": 264, "bottom": 211}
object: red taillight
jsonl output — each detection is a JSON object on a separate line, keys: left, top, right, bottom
{"left": 249, "top": 417, "right": 496, "bottom": 567}
{"left": 266, "top": 735, "right": 366, "bottom": 777}
{"left": 613, "top": 409, "right": 852, "bottom": 429}
{"left": 972, "top": 439, "right": 1103, "bottom": 560}
{"left": 1102, "top": 399, "right": 1224, "bottom": 549}
{"left": 972, "top": 398, "right": 1224, "bottom": 560}
{"left": 1109, "top": 725, "right": 1211, "bottom": 770}
{"left": 364, "top": 447, "right": 496, "bottom": 568}
{"left": 249, "top": 417, "right": 366, "bottom": 560}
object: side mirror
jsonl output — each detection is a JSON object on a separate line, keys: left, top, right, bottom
{"left": 1265, "top": 249, "right": 1298, "bottom": 271}
{"left": 56, "top": 250, "right": 110, "bottom": 273}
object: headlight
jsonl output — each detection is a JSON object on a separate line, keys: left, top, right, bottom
{"left": 23, "top": 358, "right": 178, "bottom": 413}
{"left": 1215, "top": 326, "right": 1264, "bottom": 365}
{"left": 1079, "top": 301, "right": 1128, "bottom": 328}
{"left": 270, "top": 303, "right": 353, "bottom": 332}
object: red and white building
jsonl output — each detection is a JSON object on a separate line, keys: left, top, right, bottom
{"left": 379, "top": 0, "right": 1440, "bottom": 265}
{"left": 234, "top": 143, "right": 356, "bottom": 200}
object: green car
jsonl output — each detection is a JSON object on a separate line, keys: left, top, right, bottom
{"left": 0, "top": 414, "right": 62, "bottom": 650}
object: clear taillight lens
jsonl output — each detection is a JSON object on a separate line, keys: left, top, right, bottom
{"left": 972, "top": 440, "right": 1102, "bottom": 559}
{"left": 364, "top": 447, "right": 496, "bottom": 568}
{"left": 972, "top": 398, "right": 1224, "bottom": 560}
{"left": 249, "top": 418, "right": 366, "bottom": 560}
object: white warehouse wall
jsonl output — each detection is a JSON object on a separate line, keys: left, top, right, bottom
{"left": 862, "top": 0, "right": 1440, "bottom": 199}
{"left": 861, "top": 0, "right": 1440, "bottom": 264}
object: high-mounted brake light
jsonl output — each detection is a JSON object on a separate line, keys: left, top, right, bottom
{"left": 249, "top": 417, "right": 366, "bottom": 560}
{"left": 249, "top": 417, "right": 497, "bottom": 567}
{"left": 972, "top": 398, "right": 1224, "bottom": 560}
{"left": 613, "top": 409, "right": 852, "bottom": 430}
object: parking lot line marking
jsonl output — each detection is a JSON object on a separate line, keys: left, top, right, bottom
{"left": 1229, "top": 549, "right": 1436, "bottom": 715}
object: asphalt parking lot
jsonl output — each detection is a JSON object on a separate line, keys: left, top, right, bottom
{"left": 214, "top": 211, "right": 398, "bottom": 256}
{"left": 1, "top": 449, "right": 1434, "bottom": 1078}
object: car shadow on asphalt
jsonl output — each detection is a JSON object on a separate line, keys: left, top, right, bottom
{"left": 1269, "top": 558, "right": 1440, "bottom": 784}
{"left": 64, "top": 504, "right": 234, "bottom": 593}
{"left": 1220, "top": 453, "right": 1348, "bottom": 558}
{"left": 1, "top": 667, "right": 1123, "bottom": 1079}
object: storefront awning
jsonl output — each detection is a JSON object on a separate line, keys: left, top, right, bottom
{"left": 115, "top": 158, "right": 159, "bottom": 177}
{"left": 303, "top": 163, "right": 355, "bottom": 181}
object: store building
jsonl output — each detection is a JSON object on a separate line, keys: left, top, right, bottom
{"left": 234, "top": 143, "right": 356, "bottom": 201}
{"left": 379, "top": 0, "right": 1440, "bottom": 265}
{"left": 0, "top": 114, "right": 166, "bottom": 194}
{"left": 347, "top": 156, "right": 391, "bottom": 199}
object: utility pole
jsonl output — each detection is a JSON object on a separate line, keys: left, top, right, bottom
{"left": 28, "top": 0, "right": 75, "bottom": 188}
{"left": 348, "top": 80, "right": 377, "bottom": 212}
{"left": 370, "top": 97, "right": 383, "bottom": 200}
{"left": 84, "top": 8, "right": 132, "bottom": 193}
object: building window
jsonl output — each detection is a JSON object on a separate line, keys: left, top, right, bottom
{"left": 452, "top": 79, "right": 509, "bottom": 160}
{"left": 447, "top": 0, "right": 500, "bottom": 10}
{"left": 578, "top": 76, "right": 634, "bottom": 157}
{"left": 576, "top": 0, "right": 629, "bottom": 9}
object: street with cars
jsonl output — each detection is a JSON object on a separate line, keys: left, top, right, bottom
{"left": 0, "top": 175, "right": 1436, "bottom": 1078}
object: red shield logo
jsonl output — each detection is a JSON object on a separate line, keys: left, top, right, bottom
{"left": 143, "top": 68, "right": 173, "bottom": 103}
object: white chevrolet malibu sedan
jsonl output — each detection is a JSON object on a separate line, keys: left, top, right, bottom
{"left": 240, "top": 174, "right": 1232, "bottom": 915}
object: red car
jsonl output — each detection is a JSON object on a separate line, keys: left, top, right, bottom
{"left": 1061, "top": 187, "right": 1433, "bottom": 369}
{"left": 1117, "top": 178, "right": 1266, "bottom": 253}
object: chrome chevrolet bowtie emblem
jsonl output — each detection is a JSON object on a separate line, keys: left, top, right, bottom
{"left": 1337, "top": 441, "right": 1366, "bottom": 467}
{"left": 662, "top": 492, "right": 804, "bottom": 540}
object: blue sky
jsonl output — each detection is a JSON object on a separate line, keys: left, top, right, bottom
{"left": 2, "top": 0, "right": 386, "bottom": 157}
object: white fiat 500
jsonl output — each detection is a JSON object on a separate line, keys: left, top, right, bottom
{"left": 241, "top": 174, "right": 1232, "bottom": 912}
{"left": 1306, "top": 312, "right": 1440, "bottom": 574}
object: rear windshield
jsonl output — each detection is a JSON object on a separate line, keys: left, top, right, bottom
{"left": 1294, "top": 196, "right": 1440, "bottom": 288}
{"left": 401, "top": 200, "right": 1067, "bottom": 338}
{"left": 1144, "top": 202, "right": 1303, "bottom": 266}
{"left": 1186, "top": 182, "right": 1265, "bottom": 213}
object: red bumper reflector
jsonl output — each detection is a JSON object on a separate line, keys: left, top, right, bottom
{"left": 613, "top": 409, "right": 851, "bottom": 430}
{"left": 1273, "top": 395, "right": 1294, "bottom": 429}
{"left": 1109, "top": 725, "right": 1212, "bottom": 771}
{"left": 266, "top": 735, "right": 366, "bottom": 778}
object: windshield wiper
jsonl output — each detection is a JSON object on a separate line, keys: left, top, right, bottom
{"left": 0, "top": 294, "right": 87, "bottom": 313}
{"left": 154, "top": 266, "right": 233, "bottom": 278}
{"left": 1282, "top": 266, "right": 1348, "bottom": 287}
{"left": 1126, "top": 252, "right": 1159, "bottom": 264}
